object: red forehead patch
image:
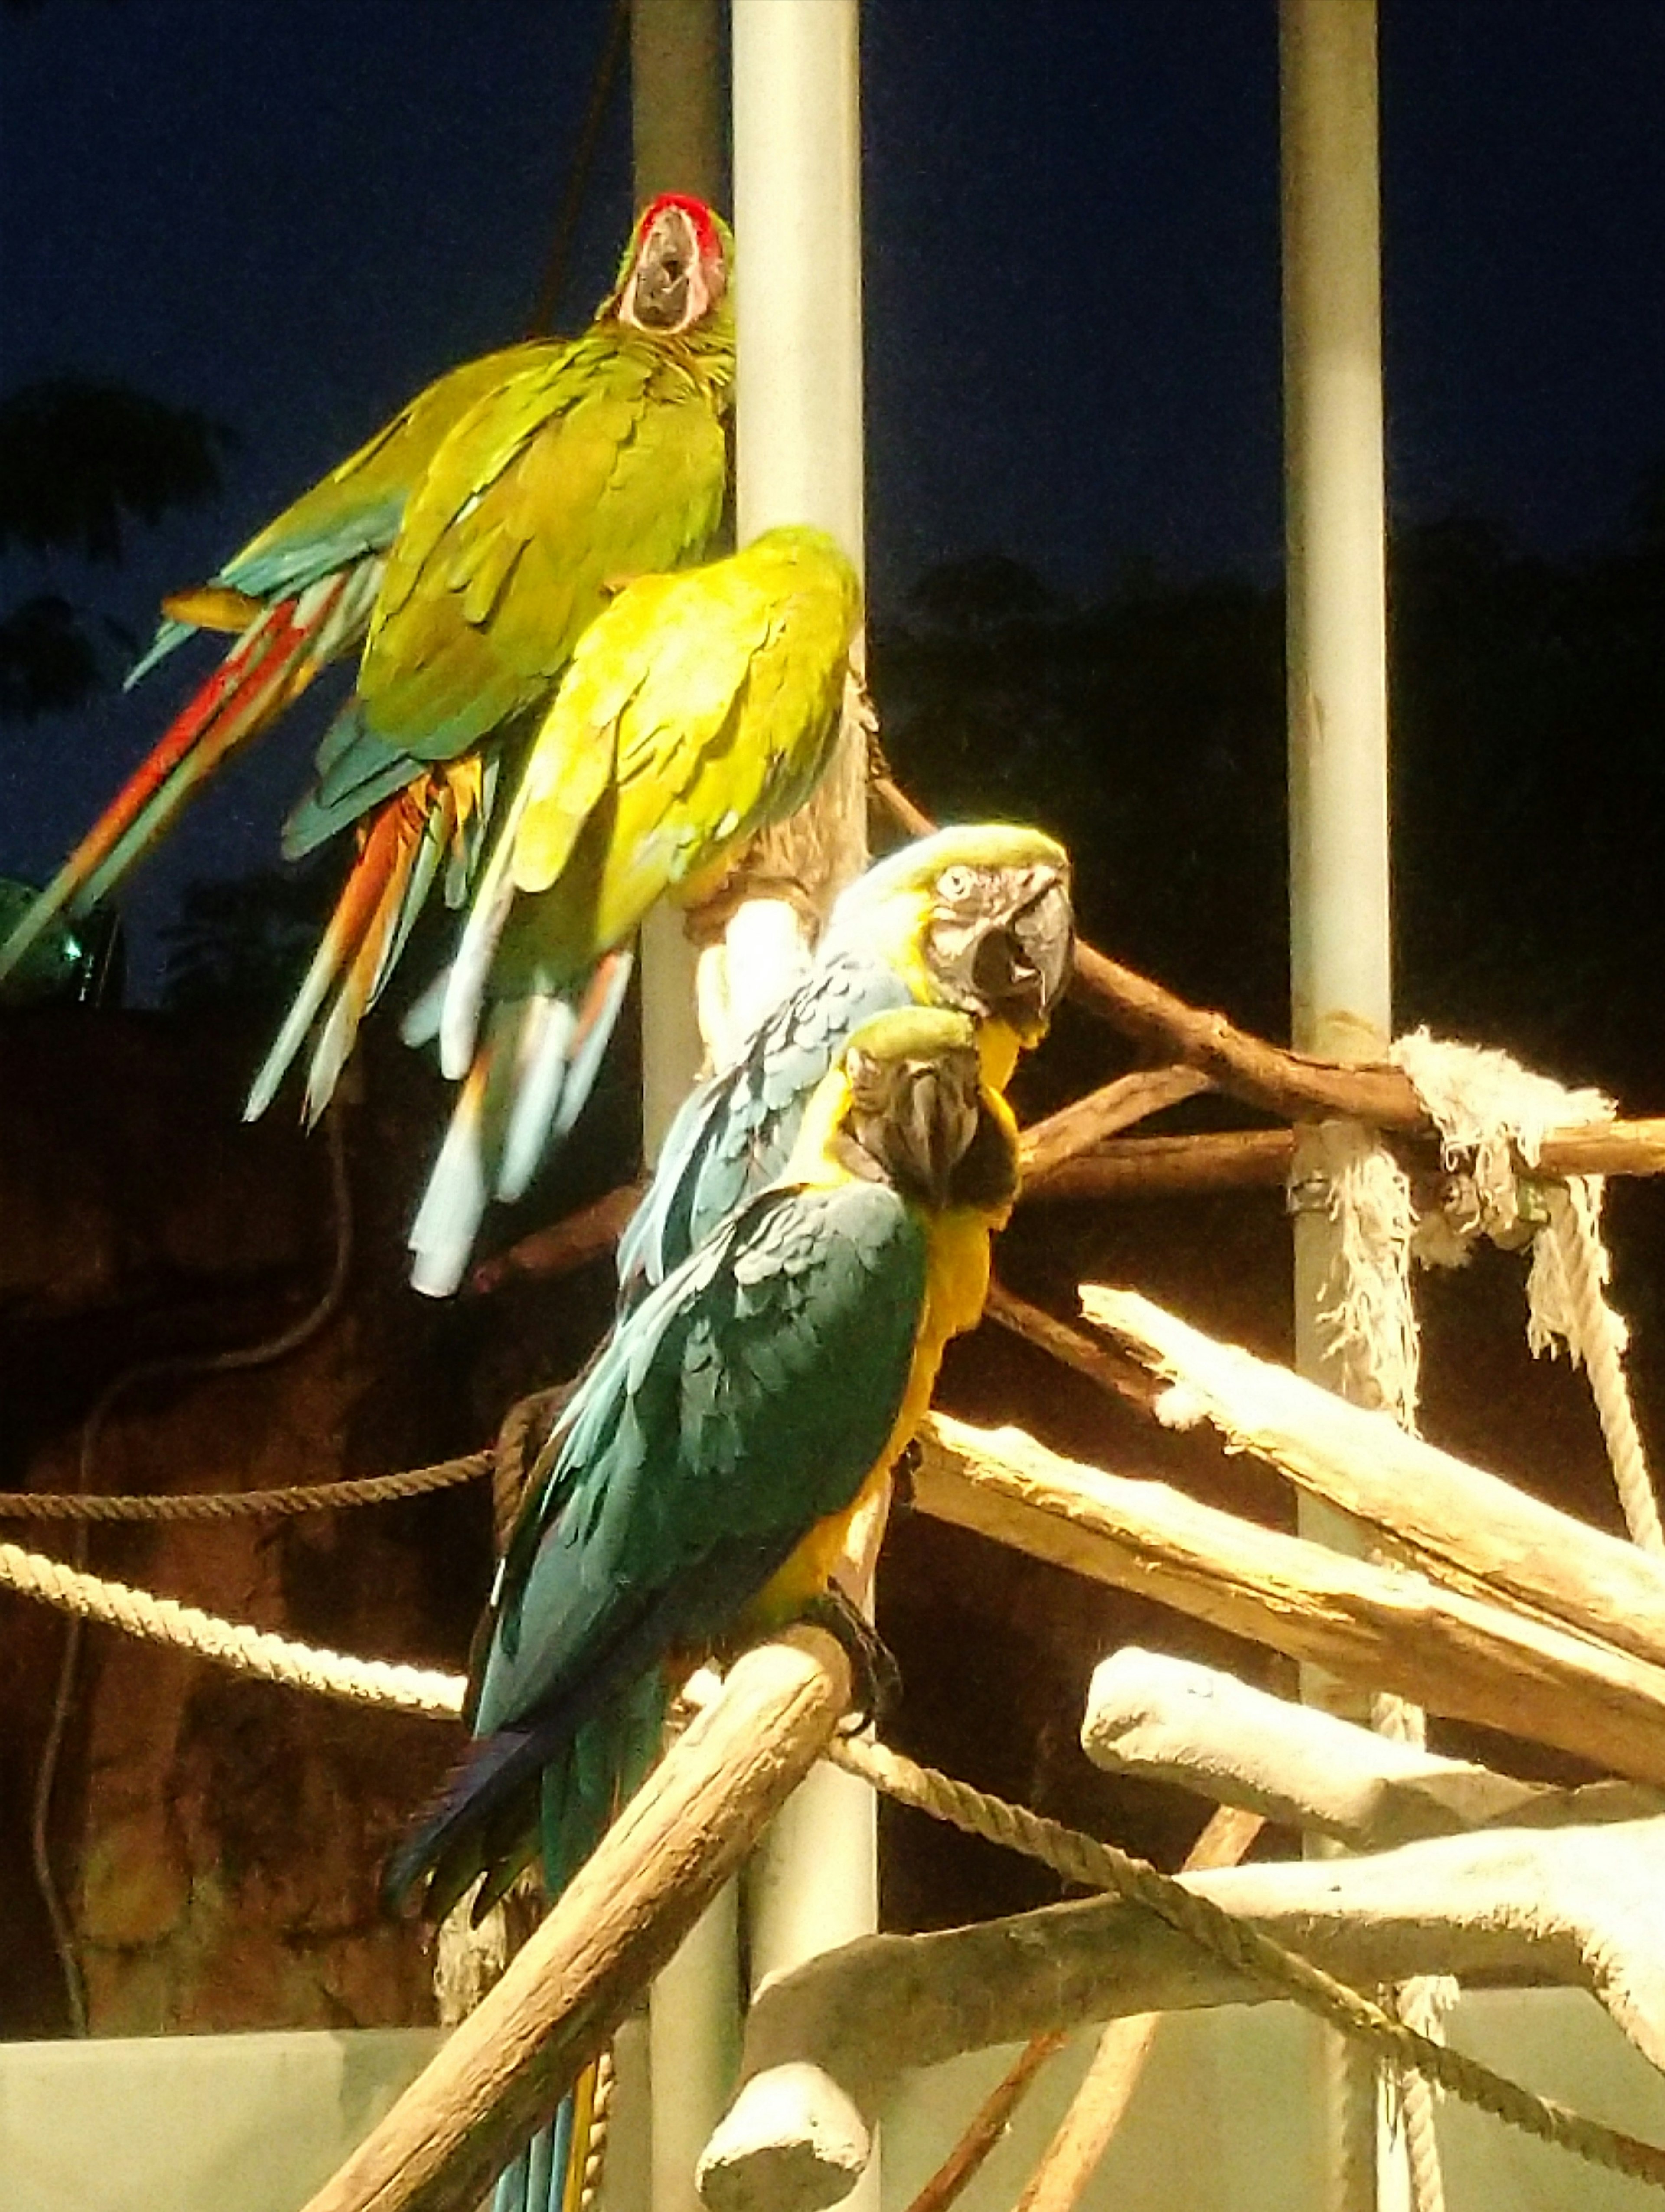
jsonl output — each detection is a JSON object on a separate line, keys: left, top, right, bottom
{"left": 637, "top": 192, "right": 722, "bottom": 262}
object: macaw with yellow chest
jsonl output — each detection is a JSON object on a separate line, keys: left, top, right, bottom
{"left": 616, "top": 821, "right": 1073, "bottom": 1308}
{"left": 404, "top": 520, "right": 864, "bottom": 1297}
{"left": 0, "top": 196, "right": 736, "bottom": 1123}
{"left": 390, "top": 1007, "right": 1017, "bottom": 2212}
{"left": 387, "top": 1003, "right": 1019, "bottom": 1927}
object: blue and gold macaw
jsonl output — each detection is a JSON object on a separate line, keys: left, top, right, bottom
{"left": 386, "top": 1009, "right": 1020, "bottom": 2206}
{"left": 404, "top": 522, "right": 864, "bottom": 1297}
{"left": 0, "top": 196, "right": 735, "bottom": 1122}
{"left": 391, "top": 1005, "right": 1018, "bottom": 1911}
{"left": 617, "top": 822, "right": 1072, "bottom": 1307}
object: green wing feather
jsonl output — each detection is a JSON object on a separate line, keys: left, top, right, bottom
{"left": 224, "top": 343, "right": 556, "bottom": 603}
{"left": 357, "top": 337, "right": 731, "bottom": 763}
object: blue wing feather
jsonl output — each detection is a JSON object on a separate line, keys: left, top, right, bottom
{"left": 616, "top": 948, "right": 915, "bottom": 1306}
{"left": 390, "top": 1176, "right": 925, "bottom": 1912}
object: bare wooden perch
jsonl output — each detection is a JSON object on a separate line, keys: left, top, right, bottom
{"left": 299, "top": 1630, "right": 851, "bottom": 2212}
{"left": 1083, "top": 1646, "right": 1665, "bottom": 1852}
{"left": 703, "top": 1816, "right": 1665, "bottom": 2212}
{"left": 1079, "top": 1283, "right": 1665, "bottom": 1673}
{"left": 913, "top": 1411, "right": 1665, "bottom": 1789}
{"left": 1016, "top": 1065, "right": 1212, "bottom": 1182}
{"left": 1025, "top": 1117, "right": 1665, "bottom": 1200}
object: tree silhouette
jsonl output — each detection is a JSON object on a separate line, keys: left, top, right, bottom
{"left": 875, "top": 485, "right": 1665, "bottom": 1103}
{"left": 0, "top": 377, "right": 228, "bottom": 722}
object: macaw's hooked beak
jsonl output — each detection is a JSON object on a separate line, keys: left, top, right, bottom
{"left": 975, "top": 868, "right": 1074, "bottom": 1036}
{"left": 619, "top": 202, "right": 721, "bottom": 333}
{"left": 926, "top": 861, "right": 1075, "bottom": 1039}
{"left": 843, "top": 1040, "right": 985, "bottom": 1212}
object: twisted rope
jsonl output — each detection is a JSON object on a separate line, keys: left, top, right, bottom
{"left": 0, "top": 1539, "right": 466, "bottom": 1721}
{"left": 825, "top": 1733, "right": 1665, "bottom": 2191}
{"left": 7, "top": 1526, "right": 1656, "bottom": 2186}
{"left": 1541, "top": 1182, "right": 1665, "bottom": 1553}
{"left": 579, "top": 2045, "right": 616, "bottom": 2212}
{"left": 1394, "top": 1975, "right": 1459, "bottom": 2212}
{"left": 0, "top": 1451, "right": 490, "bottom": 1523}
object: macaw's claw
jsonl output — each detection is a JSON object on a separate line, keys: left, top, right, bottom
{"left": 801, "top": 1587, "right": 902, "bottom": 1735}
{"left": 891, "top": 1438, "right": 922, "bottom": 1518}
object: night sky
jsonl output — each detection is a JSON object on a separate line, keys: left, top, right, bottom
{"left": 2, "top": 0, "right": 1663, "bottom": 986}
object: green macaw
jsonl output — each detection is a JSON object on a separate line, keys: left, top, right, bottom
{"left": 404, "top": 523, "right": 864, "bottom": 1299}
{"left": 0, "top": 195, "right": 735, "bottom": 1122}
{"left": 616, "top": 821, "right": 1074, "bottom": 1306}
{"left": 386, "top": 1004, "right": 1019, "bottom": 1929}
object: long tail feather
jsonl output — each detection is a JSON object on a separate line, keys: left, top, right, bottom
{"left": 244, "top": 791, "right": 421, "bottom": 1122}
{"left": 494, "top": 2081, "right": 587, "bottom": 2212}
{"left": 408, "top": 1050, "right": 493, "bottom": 1300}
{"left": 246, "top": 768, "right": 475, "bottom": 1126}
{"left": 299, "top": 782, "right": 458, "bottom": 1122}
{"left": 439, "top": 770, "right": 537, "bottom": 1081}
{"left": 0, "top": 572, "right": 358, "bottom": 993}
{"left": 497, "top": 950, "right": 634, "bottom": 1203}
{"left": 548, "top": 949, "right": 633, "bottom": 1148}
{"left": 408, "top": 949, "right": 633, "bottom": 1299}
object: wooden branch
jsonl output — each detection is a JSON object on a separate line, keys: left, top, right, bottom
{"left": 1083, "top": 1647, "right": 1665, "bottom": 1853}
{"left": 874, "top": 778, "right": 1665, "bottom": 1157}
{"left": 1026, "top": 1118, "right": 1665, "bottom": 1201}
{"left": 1080, "top": 1284, "right": 1665, "bottom": 1677}
{"left": 1012, "top": 1806, "right": 1263, "bottom": 2212}
{"left": 1067, "top": 943, "right": 1424, "bottom": 1125}
{"left": 1026, "top": 1128, "right": 1292, "bottom": 1200}
{"left": 913, "top": 1412, "right": 1665, "bottom": 1791}
{"left": 709, "top": 1817, "right": 1665, "bottom": 2212}
{"left": 902, "top": 2032, "right": 1069, "bottom": 2212}
{"left": 298, "top": 1630, "right": 851, "bottom": 2212}
{"left": 985, "top": 1281, "right": 1158, "bottom": 1412}
{"left": 470, "top": 1182, "right": 643, "bottom": 1295}
{"left": 1018, "top": 1066, "right": 1212, "bottom": 1183}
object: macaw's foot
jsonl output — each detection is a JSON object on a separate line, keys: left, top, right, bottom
{"left": 891, "top": 1438, "right": 922, "bottom": 1517}
{"left": 801, "top": 1586, "right": 901, "bottom": 1734}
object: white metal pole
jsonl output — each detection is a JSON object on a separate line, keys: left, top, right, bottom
{"left": 730, "top": 7, "right": 877, "bottom": 2210}
{"left": 1282, "top": 0, "right": 1392, "bottom": 1591}
{"left": 1281, "top": 7, "right": 1398, "bottom": 2206}
{"left": 630, "top": 13, "right": 743, "bottom": 2212}
{"left": 1283, "top": 0, "right": 1390, "bottom": 1086}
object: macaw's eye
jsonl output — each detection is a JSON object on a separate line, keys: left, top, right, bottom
{"left": 935, "top": 864, "right": 977, "bottom": 905}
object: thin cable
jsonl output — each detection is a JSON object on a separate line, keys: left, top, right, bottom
{"left": 526, "top": 0, "right": 631, "bottom": 334}
{"left": 29, "top": 1104, "right": 353, "bottom": 2036}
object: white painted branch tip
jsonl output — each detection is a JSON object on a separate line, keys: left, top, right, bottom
{"left": 697, "top": 2062, "right": 869, "bottom": 2212}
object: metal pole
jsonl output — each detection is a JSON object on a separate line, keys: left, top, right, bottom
{"left": 1282, "top": 0, "right": 1392, "bottom": 1616}
{"left": 1283, "top": 0, "right": 1390, "bottom": 1087}
{"left": 730, "top": 6, "right": 876, "bottom": 2209}
{"left": 630, "top": 13, "right": 741, "bottom": 2212}
{"left": 1281, "top": 7, "right": 1398, "bottom": 2206}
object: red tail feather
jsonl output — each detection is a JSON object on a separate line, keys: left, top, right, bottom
{"left": 65, "top": 582, "right": 346, "bottom": 895}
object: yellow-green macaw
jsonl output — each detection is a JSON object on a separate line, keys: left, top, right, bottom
{"left": 405, "top": 523, "right": 864, "bottom": 1299}
{"left": 0, "top": 196, "right": 735, "bottom": 1124}
{"left": 386, "top": 1005, "right": 1019, "bottom": 1929}
{"left": 617, "top": 822, "right": 1073, "bottom": 1306}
